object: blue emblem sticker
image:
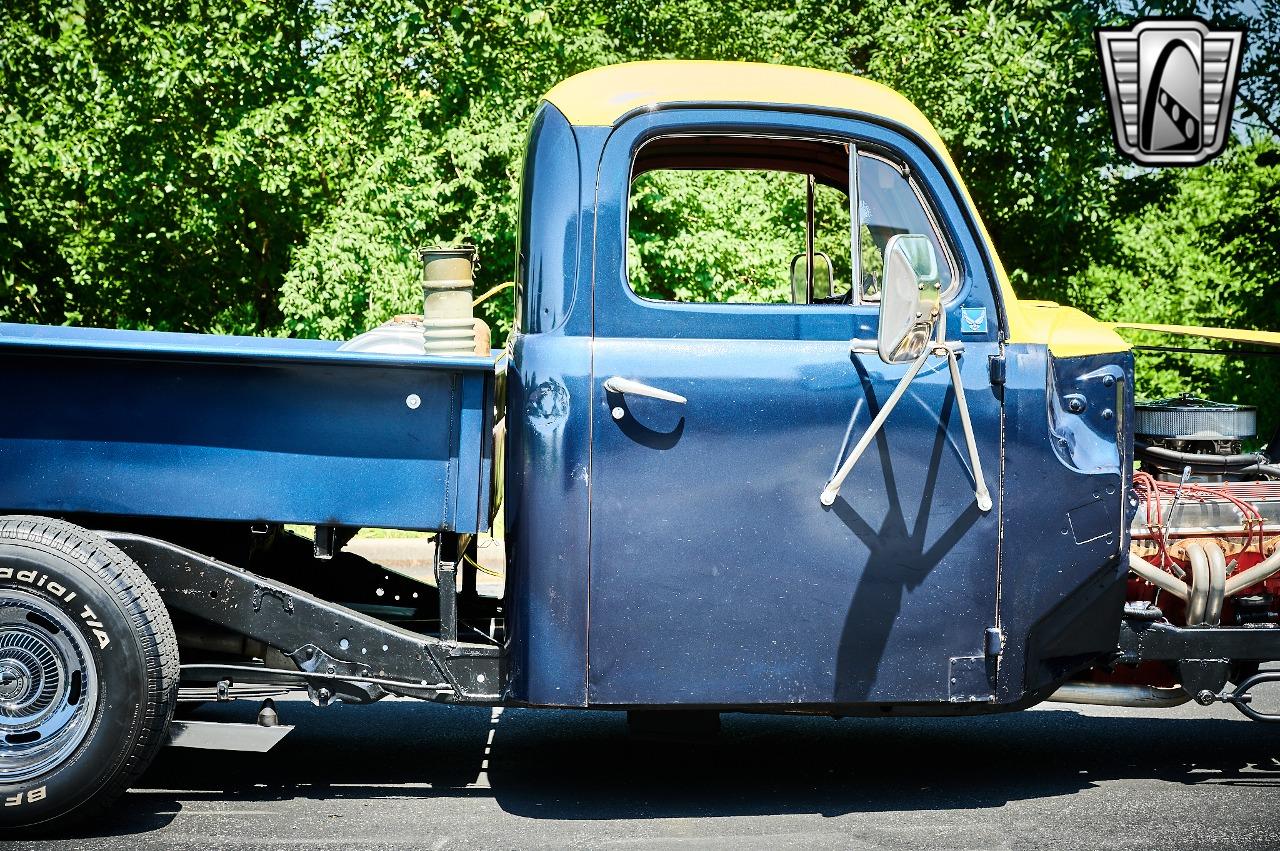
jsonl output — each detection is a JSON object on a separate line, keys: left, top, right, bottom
{"left": 961, "top": 306, "right": 988, "bottom": 335}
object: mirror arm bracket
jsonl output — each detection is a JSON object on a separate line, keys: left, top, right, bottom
{"left": 821, "top": 340, "right": 993, "bottom": 512}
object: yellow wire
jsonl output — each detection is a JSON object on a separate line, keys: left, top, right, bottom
{"left": 463, "top": 550, "right": 503, "bottom": 578}
{"left": 472, "top": 281, "right": 515, "bottom": 307}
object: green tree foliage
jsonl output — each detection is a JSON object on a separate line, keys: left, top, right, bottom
{"left": 1068, "top": 141, "right": 1280, "bottom": 429}
{"left": 630, "top": 170, "right": 801, "bottom": 305}
{"left": 629, "top": 170, "right": 853, "bottom": 304}
{"left": 1, "top": 0, "right": 325, "bottom": 333}
{"left": 277, "top": 1, "right": 618, "bottom": 338}
{"left": 2, "top": 0, "right": 1278, "bottom": 427}
{"left": 853, "top": 0, "right": 1118, "bottom": 299}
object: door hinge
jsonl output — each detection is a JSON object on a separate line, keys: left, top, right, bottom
{"left": 985, "top": 626, "right": 1004, "bottom": 687}
{"left": 985, "top": 626, "right": 1004, "bottom": 659}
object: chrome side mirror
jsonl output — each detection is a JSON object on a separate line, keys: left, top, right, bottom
{"left": 876, "top": 235, "right": 941, "bottom": 364}
{"left": 789, "top": 251, "right": 834, "bottom": 304}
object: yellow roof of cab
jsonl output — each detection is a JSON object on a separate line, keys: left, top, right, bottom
{"left": 544, "top": 60, "right": 946, "bottom": 149}
{"left": 544, "top": 61, "right": 1129, "bottom": 357}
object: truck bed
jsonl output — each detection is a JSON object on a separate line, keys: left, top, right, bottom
{"left": 0, "top": 323, "right": 497, "bottom": 533}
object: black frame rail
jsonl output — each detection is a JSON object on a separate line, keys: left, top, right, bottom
{"left": 1118, "top": 618, "right": 1280, "bottom": 722}
{"left": 1118, "top": 619, "right": 1280, "bottom": 662}
{"left": 107, "top": 532, "right": 502, "bottom": 704}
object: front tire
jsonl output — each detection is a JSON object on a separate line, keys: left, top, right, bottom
{"left": 0, "top": 517, "right": 177, "bottom": 833}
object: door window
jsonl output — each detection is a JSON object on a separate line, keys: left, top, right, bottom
{"left": 626, "top": 136, "right": 853, "bottom": 306}
{"left": 624, "top": 135, "right": 955, "bottom": 307}
{"left": 629, "top": 168, "right": 852, "bottom": 304}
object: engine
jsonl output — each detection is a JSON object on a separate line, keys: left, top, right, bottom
{"left": 1129, "top": 394, "right": 1280, "bottom": 632}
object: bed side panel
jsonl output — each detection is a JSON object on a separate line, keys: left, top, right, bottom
{"left": 0, "top": 342, "right": 492, "bottom": 532}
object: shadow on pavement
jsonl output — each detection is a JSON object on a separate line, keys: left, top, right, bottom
{"left": 58, "top": 698, "right": 1280, "bottom": 839}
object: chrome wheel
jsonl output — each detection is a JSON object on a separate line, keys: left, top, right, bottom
{"left": 0, "top": 591, "right": 98, "bottom": 784}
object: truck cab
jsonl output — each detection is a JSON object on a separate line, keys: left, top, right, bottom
{"left": 507, "top": 61, "right": 1131, "bottom": 710}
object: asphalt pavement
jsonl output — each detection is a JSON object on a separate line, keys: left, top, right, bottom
{"left": 14, "top": 693, "right": 1280, "bottom": 850}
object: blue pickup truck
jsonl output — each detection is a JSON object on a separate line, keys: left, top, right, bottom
{"left": 2, "top": 61, "right": 1278, "bottom": 831}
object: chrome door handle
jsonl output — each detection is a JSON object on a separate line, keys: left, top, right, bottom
{"left": 603, "top": 377, "right": 687, "bottom": 405}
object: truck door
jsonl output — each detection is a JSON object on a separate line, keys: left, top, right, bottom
{"left": 586, "top": 110, "right": 1005, "bottom": 706}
